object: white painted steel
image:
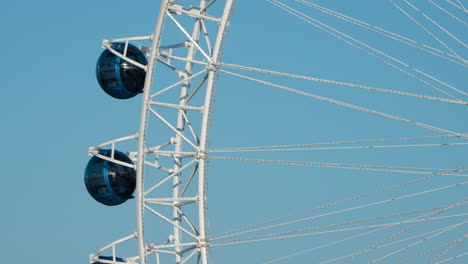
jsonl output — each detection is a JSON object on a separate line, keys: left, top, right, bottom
{"left": 88, "top": 1, "right": 236, "bottom": 263}
{"left": 134, "top": 1, "right": 171, "bottom": 263}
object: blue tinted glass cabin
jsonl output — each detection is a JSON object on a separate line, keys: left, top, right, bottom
{"left": 84, "top": 149, "right": 136, "bottom": 206}
{"left": 108, "top": 151, "right": 136, "bottom": 198}
{"left": 96, "top": 43, "right": 147, "bottom": 99}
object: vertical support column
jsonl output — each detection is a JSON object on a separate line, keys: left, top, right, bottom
{"left": 172, "top": 15, "right": 204, "bottom": 264}
{"left": 197, "top": 1, "right": 235, "bottom": 263}
{"left": 172, "top": 2, "right": 210, "bottom": 263}
{"left": 135, "top": 1, "right": 171, "bottom": 264}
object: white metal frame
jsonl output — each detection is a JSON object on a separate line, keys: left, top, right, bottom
{"left": 88, "top": 1, "right": 236, "bottom": 264}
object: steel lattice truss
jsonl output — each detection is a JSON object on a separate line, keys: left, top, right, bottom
{"left": 88, "top": 1, "right": 236, "bottom": 264}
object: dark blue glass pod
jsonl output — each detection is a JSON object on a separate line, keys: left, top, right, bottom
{"left": 93, "top": 256, "right": 124, "bottom": 264}
{"left": 84, "top": 149, "right": 136, "bottom": 206}
{"left": 96, "top": 42, "right": 148, "bottom": 99}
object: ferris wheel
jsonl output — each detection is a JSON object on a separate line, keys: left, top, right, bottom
{"left": 84, "top": 0, "right": 467, "bottom": 264}
{"left": 85, "top": 1, "right": 235, "bottom": 263}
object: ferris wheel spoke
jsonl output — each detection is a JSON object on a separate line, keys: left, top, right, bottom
{"left": 335, "top": 199, "right": 467, "bottom": 263}
{"left": 295, "top": 0, "right": 468, "bottom": 65}
{"left": 322, "top": 222, "right": 464, "bottom": 264}
{"left": 209, "top": 156, "right": 468, "bottom": 177}
{"left": 268, "top": 0, "right": 468, "bottom": 98}
{"left": 210, "top": 166, "right": 464, "bottom": 240}
{"left": 208, "top": 142, "right": 468, "bottom": 157}
{"left": 428, "top": 0, "right": 468, "bottom": 26}
{"left": 220, "top": 70, "right": 467, "bottom": 138}
{"left": 430, "top": 234, "right": 468, "bottom": 263}
{"left": 210, "top": 213, "right": 467, "bottom": 248}
{"left": 367, "top": 220, "right": 467, "bottom": 263}
{"left": 389, "top": 0, "right": 467, "bottom": 61}
{"left": 454, "top": 0, "right": 467, "bottom": 10}
{"left": 210, "top": 187, "right": 467, "bottom": 243}
{"left": 220, "top": 63, "right": 468, "bottom": 104}
{"left": 402, "top": 0, "right": 468, "bottom": 48}
{"left": 434, "top": 252, "right": 468, "bottom": 264}
{"left": 396, "top": 238, "right": 465, "bottom": 264}
{"left": 211, "top": 204, "right": 455, "bottom": 243}
{"left": 209, "top": 134, "right": 468, "bottom": 152}
{"left": 445, "top": 0, "right": 468, "bottom": 12}
{"left": 262, "top": 226, "right": 389, "bottom": 264}
{"left": 209, "top": 179, "right": 467, "bottom": 244}
{"left": 265, "top": 220, "right": 465, "bottom": 264}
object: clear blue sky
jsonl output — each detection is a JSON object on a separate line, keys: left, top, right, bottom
{"left": 1, "top": 0, "right": 467, "bottom": 263}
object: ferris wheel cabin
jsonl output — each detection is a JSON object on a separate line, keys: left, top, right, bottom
{"left": 84, "top": 149, "right": 136, "bottom": 206}
{"left": 96, "top": 42, "right": 148, "bottom": 99}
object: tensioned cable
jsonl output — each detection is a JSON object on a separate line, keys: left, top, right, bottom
{"left": 220, "top": 63, "right": 468, "bottom": 104}
{"left": 210, "top": 134, "right": 467, "bottom": 152}
{"left": 268, "top": 207, "right": 467, "bottom": 264}
{"left": 210, "top": 182, "right": 467, "bottom": 242}
{"left": 379, "top": 226, "right": 465, "bottom": 250}
{"left": 445, "top": 0, "right": 468, "bottom": 12}
{"left": 428, "top": 0, "right": 468, "bottom": 27}
{"left": 262, "top": 228, "right": 388, "bottom": 264}
{"left": 209, "top": 166, "right": 465, "bottom": 241}
{"left": 261, "top": 206, "right": 461, "bottom": 264}
{"left": 337, "top": 199, "right": 466, "bottom": 263}
{"left": 209, "top": 156, "right": 468, "bottom": 177}
{"left": 430, "top": 234, "right": 468, "bottom": 263}
{"left": 454, "top": 0, "right": 467, "bottom": 10}
{"left": 262, "top": 214, "right": 454, "bottom": 264}
{"left": 294, "top": 0, "right": 468, "bottom": 65}
{"left": 267, "top": 0, "right": 467, "bottom": 100}
{"left": 220, "top": 69, "right": 467, "bottom": 138}
{"left": 211, "top": 205, "right": 453, "bottom": 242}
{"left": 402, "top": 0, "right": 467, "bottom": 48}
{"left": 276, "top": 0, "right": 468, "bottom": 98}
{"left": 397, "top": 235, "right": 467, "bottom": 264}
{"left": 434, "top": 252, "right": 468, "bottom": 264}
{"left": 296, "top": 0, "right": 467, "bottom": 57}
{"left": 208, "top": 142, "right": 468, "bottom": 154}
{"left": 368, "top": 220, "right": 467, "bottom": 263}
{"left": 320, "top": 224, "right": 461, "bottom": 264}
{"left": 210, "top": 213, "right": 467, "bottom": 247}
{"left": 389, "top": 0, "right": 466, "bottom": 62}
